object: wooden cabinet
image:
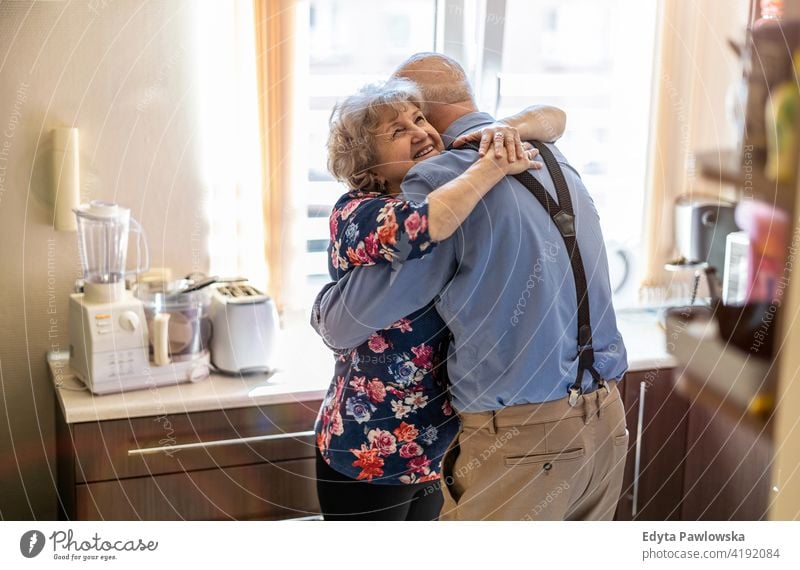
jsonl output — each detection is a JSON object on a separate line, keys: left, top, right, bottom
{"left": 615, "top": 368, "right": 688, "bottom": 521}
{"left": 56, "top": 399, "right": 323, "bottom": 520}
{"left": 680, "top": 387, "right": 774, "bottom": 520}
{"left": 614, "top": 367, "right": 773, "bottom": 521}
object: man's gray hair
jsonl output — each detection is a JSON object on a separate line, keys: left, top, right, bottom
{"left": 394, "top": 52, "right": 474, "bottom": 105}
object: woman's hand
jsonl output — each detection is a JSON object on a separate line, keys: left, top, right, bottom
{"left": 453, "top": 123, "right": 542, "bottom": 169}
{"left": 453, "top": 122, "right": 521, "bottom": 158}
{"left": 480, "top": 141, "right": 539, "bottom": 176}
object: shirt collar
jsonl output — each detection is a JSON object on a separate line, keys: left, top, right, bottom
{"left": 441, "top": 112, "right": 495, "bottom": 148}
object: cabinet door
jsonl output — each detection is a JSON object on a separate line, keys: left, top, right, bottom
{"left": 72, "top": 400, "right": 322, "bottom": 482}
{"left": 680, "top": 389, "right": 773, "bottom": 520}
{"left": 615, "top": 368, "right": 687, "bottom": 521}
{"left": 76, "top": 458, "right": 320, "bottom": 520}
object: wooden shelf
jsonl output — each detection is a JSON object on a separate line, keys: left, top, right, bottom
{"left": 694, "top": 149, "right": 795, "bottom": 213}
{"left": 665, "top": 306, "right": 775, "bottom": 433}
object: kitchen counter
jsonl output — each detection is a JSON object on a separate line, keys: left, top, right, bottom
{"left": 48, "top": 352, "right": 331, "bottom": 424}
{"left": 49, "top": 308, "right": 674, "bottom": 424}
{"left": 616, "top": 308, "right": 677, "bottom": 372}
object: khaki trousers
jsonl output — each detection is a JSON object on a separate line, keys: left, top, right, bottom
{"left": 439, "top": 381, "right": 628, "bottom": 521}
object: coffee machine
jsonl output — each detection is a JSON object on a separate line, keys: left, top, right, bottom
{"left": 68, "top": 201, "right": 210, "bottom": 394}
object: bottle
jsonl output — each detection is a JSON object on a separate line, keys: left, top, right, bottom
{"left": 754, "top": 0, "right": 783, "bottom": 29}
{"left": 764, "top": 49, "right": 800, "bottom": 184}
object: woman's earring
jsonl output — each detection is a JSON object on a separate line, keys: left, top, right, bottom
{"left": 373, "top": 174, "right": 389, "bottom": 193}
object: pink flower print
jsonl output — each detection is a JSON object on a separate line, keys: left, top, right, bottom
{"left": 365, "top": 378, "right": 386, "bottom": 404}
{"left": 367, "top": 428, "right": 397, "bottom": 456}
{"left": 329, "top": 212, "right": 340, "bottom": 239}
{"left": 390, "top": 318, "right": 412, "bottom": 332}
{"left": 410, "top": 343, "right": 433, "bottom": 369}
{"left": 399, "top": 441, "right": 424, "bottom": 458}
{"left": 404, "top": 211, "right": 428, "bottom": 241}
{"left": 417, "top": 473, "right": 439, "bottom": 483}
{"left": 367, "top": 333, "right": 390, "bottom": 353}
{"left": 340, "top": 198, "right": 366, "bottom": 220}
{"left": 406, "top": 455, "right": 432, "bottom": 475}
{"left": 378, "top": 201, "right": 401, "bottom": 220}
{"left": 391, "top": 400, "right": 412, "bottom": 420}
{"left": 404, "top": 392, "right": 428, "bottom": 410}
{"left": 364, "top": 232, "right": 380, "bottom": 258}
{"left": 330, "top": 409, "right": 344, "bottom": 436}
{"left": 349, "top": 376, "right": 367, "bottom": 394}
{"left": 442, "top": 399, "right": 454, "bottom": 416}
{"left": 346, "top": 242, "right": 372, "bottom": 265}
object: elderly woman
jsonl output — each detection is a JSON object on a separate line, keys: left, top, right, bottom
{"left": 314, "top": 77, "right": 565, "bottom": 520}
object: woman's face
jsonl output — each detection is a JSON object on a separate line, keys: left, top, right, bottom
{"left": 370, "top": 103, "right": 444, "bottom": 194}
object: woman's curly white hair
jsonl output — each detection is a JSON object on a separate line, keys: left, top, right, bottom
{"left": 327, "top": 77, "right": 426, "bottom": 192}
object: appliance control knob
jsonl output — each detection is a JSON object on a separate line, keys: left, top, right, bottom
{"left": 119, "top": 311, "right": 140, "bottom": 332}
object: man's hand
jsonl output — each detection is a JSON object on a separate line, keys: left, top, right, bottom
{"left": 453, "top": 123, "right": 542, "bottom": 170}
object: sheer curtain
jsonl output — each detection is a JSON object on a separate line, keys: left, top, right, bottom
{"left": 193, "top": 0, "right": 268, "bottom": 291}
{"left": 254, "top": 0, "right": 298, "bottom": 311}
{"left": 639, "top": 0, "right": 749, "bottom": 303}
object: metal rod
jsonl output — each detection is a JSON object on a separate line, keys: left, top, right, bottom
{"left": 127, "top": 430, "right": 316, "bottom": 456}
{"left": 632, "top": 380, "right": 646, "bottom": 518}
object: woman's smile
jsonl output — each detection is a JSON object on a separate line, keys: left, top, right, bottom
{"left": 413, "top": 143, "right": 437, "bottom": 160}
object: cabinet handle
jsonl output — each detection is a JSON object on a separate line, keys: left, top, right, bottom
{"left": 632, "top": 380, "right": 646, "bottom": 518}
{"left": 127, "top": 430, "right": 316, "bottom": 456}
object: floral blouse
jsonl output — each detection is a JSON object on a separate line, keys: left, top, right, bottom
{"left": 314, "top": 190, "right": 459, "bottom": 485}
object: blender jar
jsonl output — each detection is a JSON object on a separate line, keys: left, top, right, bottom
{"left": 74, "top": 201, "right": 149, "bottom": 303}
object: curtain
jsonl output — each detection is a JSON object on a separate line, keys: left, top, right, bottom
{"left": 254, "top": 0, "right": 297, "bottom": 311}
{"left": 195, "top": 1, "right": 268, "bottom": 296}
{"left": 639, "top": 0, "right": 748, "bottom": 302}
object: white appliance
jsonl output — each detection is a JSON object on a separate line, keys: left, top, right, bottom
{"left": 68, "top": 201, "right": 210, "bottom": 394}
{"left": 723, "top": 230, "right": 750, "bottom": 305}
{"left": 208, "top": 281, "right": 279, "bottom": 374}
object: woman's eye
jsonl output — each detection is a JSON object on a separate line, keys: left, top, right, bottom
{"left": 415, "top": 116, "right": 425, "bottom": 124}
{"left": 392, "top": 128, "right": 403, "bottom": 138}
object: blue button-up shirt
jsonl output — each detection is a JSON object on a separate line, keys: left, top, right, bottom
{"left": 314, "top": 112, "right": 628, "bottom": 413}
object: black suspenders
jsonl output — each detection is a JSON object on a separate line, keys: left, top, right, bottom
{"left": 459, "top": 140, "right": 608, "bottom": 406}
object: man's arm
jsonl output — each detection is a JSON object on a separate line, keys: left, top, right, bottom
{"left": 311, "top": 168, "right": 459, "bottom": 349}
{"left": 501, "top": 105, "right": 566, "bottom": 143}
{"left": 311, "top": 238, "right": 457, "bottom": 349}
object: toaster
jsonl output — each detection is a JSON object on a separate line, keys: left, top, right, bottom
{"left": 208, "top": 281, "right": 279, "bottom": 374}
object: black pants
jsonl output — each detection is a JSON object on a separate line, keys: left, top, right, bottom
{"left": 315, "top": 448, "right": 444, "bottom": 521}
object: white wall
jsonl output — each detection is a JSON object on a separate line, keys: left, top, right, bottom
{"left": 0, "top": 0, "right": 210, "bottom": 519}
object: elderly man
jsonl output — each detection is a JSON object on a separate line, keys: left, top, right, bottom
{"left": 313, "top": 53, "right": 629, "bottom": 521}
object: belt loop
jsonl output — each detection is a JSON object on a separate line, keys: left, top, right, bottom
{"left": 487, "top": 410, "right": 497, "bottom": 434}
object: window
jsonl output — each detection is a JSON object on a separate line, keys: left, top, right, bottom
{"left": 497, "top": 0, "right": 658, "bottom": 307}
{"left": 285, "top": 0, "right": 438, "bottom": 320}
{"left": 284, "top": 0, "right": 658, "bottom": 326}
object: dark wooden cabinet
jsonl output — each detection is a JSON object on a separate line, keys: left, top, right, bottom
{"left": 56, "top": 399, "right": 323, "bottom": 520}
{"left": 614, "top": 368, "right": 774, "bottom": 521}
{"left": 615, "top": 368, "right": 689, "bottom": 521}
{"left": 680, "top": 391, "right": 773, "bottom": 520}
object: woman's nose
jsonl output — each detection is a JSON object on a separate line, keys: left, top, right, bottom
{"left": 409, "top": 126, "right": 427, "bottom": 141}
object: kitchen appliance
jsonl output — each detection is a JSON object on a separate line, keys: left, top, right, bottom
{"left": 723, "top": 230, "right": 750, "bottom": 305}
{"left": 208, "top": 281, "right": 279, "bottom": 374}
{"left": 68, "top": 201, "right": 210, "bottom": 394}
{"left": 675, "top": 195, "right": 739, "bottom": 280}
{"left": 134, "top": 280, "right": 213, "bottom": 364}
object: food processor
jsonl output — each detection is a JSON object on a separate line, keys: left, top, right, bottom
{"left": 68, "top": 201, "right": 210, "bottom": 394}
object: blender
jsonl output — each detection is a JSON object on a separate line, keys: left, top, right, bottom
{"left": 68, "top": 201, "right": 210, "bottom": 394}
